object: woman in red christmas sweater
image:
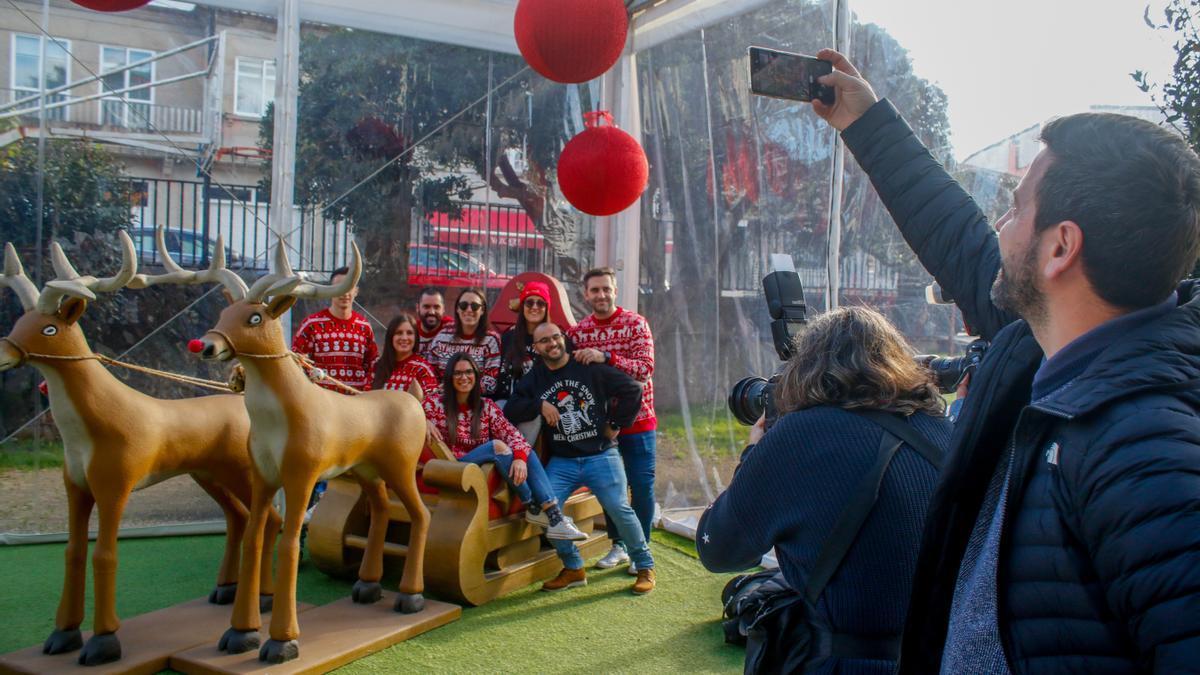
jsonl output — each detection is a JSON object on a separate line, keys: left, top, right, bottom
{"left": 371, "top": 313, "right": 439, "bottom": 396}
{"left": 426, "top": 287, "right": 502, "bottom": 397}
{"left": 424, "top": 352, "right": 585, "bottom": 541}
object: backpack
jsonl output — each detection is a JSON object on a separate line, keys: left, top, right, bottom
{"left": 720, "top": 410, "right": 945, "bottom": 674}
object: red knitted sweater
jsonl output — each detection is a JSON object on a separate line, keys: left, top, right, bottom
{"left": 568, "top": 307, "right": 656, "bottom": 434}
{"left": 380, "top": 354, "right": 439, "bottom": 395}
{"left": 292, "top": 309, "right": 379, "bottom": 391}
{"left": 422, "top": 394, "right": 532, "bottom": 461}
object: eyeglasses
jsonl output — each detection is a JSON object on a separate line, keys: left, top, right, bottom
{"left": 457, "top": 301, "right": 483, "bottom": 312}
{"left": 452, "top": 370, "right": 477, "bottom": 379}
{"left": 523, "top": 298, "right": 547, "bottom": 309}
{"left": 534, "top": 333, "right": 565, "bottom": 346}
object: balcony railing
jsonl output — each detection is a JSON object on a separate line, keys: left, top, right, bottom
{"left": 2, "top": 88, "right": 203, "bottom": 134}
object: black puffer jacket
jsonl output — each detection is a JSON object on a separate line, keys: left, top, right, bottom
{"left": 843, "top": 100, "right": 1200, "bottom": 674}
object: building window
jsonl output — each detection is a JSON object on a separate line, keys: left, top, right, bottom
{"left": 10, "top": 34, "right": 72, "bottom": 121}
{"left": 99, "top": 46, "right": 155, "bottom": 129}
{"left": 234, "top": 57, "right": 275, "bottom": 118}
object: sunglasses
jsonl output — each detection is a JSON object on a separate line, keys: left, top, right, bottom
{"left": 524, "top": 298, "right": 547, "bottom": 309}
{"left": 457, "top": 301, "right": 483, "bottom": 312}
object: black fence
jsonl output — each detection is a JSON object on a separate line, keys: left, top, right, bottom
{"left": 126, "top": 177, "right": 351, "bottom": 274}
{"left": 125, "top": 180, "right": 590, "bottom": 288}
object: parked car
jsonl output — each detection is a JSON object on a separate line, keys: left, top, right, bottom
{"left": 408, "top": 243, "right": 512, "bottom": 289}
{"left": 129, "top": 227, "right": 251, "bottom": 269}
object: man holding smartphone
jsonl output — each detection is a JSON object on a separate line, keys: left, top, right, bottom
{"left": 804, "top": 49, "right": 1200, "bottom": 673}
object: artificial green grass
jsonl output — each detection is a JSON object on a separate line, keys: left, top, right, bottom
{"left": 0, "top": 531, "right": 745, "bottom": 673}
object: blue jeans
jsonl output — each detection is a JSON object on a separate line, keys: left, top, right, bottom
{"left": 604, "top": 431, "right": 657, "bottom": 545}
{"left": 458, "top": 440, "right": 555, "bottom": 508}
{"left": 547, "top": 449, "right": 654, "bottom": 571}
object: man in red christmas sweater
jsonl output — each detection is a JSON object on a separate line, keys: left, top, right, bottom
{"left": 291, "top": 266, "right": 378, "bottom": 541}
{"left": 415, "top": 287, "right": 453, "bottom": 359}
{"left": 291, "top": 266, "right": 379, "bottom": 391}
{"left": 567, "top": 267, "right": 657, "bottom": 573}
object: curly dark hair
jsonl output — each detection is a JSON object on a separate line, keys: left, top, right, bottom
{"left": 774, "top": 306, "right": 945, "bottom": 417}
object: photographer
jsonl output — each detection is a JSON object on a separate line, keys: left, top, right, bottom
{"left": 812, "top": 50, "right": 1200, "bottom": 673}
{"left": 698, "top": 307, "right": 952, "bottom": 673}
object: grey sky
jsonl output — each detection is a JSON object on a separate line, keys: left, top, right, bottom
{"left": 850, "top": 0, "right": 1179, "bottom": 160}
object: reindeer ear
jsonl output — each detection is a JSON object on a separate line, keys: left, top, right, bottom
{"left": 221, "top": 288, "right": 236, "bottom": 306}
{"left": 56, "top": 297, "right": 88, "bottom": 325}
{"left": 266, "top": 294, "right": 296, "bottom": 319}
{"left": 407, "top": 380, "right": 425, "bottom": 403}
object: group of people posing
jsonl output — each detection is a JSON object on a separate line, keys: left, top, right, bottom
{"left": 290, "top": 268, "right": 660, "bottom": 595}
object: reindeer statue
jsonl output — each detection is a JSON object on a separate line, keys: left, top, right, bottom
{"left": 0, "top": 233, "right": 280, "bottom": 667}
{"left": 176, "top": 238, "right": 429, "bottom": 664}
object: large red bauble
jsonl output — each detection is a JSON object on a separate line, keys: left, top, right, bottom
{"left": 70, "top": 0, "right": 153, "bottom": 10}
{"left": 559, "top": 111, "right": 648, "bottom": 217}
{"left": 514, "top": 0, "right": 628, "bottom": 83}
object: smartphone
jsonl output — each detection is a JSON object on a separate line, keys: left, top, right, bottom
{"left": 748, "top": 46, "right": 835, "bottom": 105}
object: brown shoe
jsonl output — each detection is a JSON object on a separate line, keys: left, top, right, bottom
{"left": 541, "top": 567, "right": 587, "bottom": 592}
{"left": 632, "top": 567, "right": 656, "bottom": 595}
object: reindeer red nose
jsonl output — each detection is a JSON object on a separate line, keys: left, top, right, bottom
{"left": 188, "top": 339, "right": 205, "bottom": 354}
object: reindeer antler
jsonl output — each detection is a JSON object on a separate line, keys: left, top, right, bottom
{"left": 126, "top": 226, "right": 250, "bottom": 301}
{"left": 37, "top": 230, "right": 137, "bottom": 314}
{"left": 1, "top": 243, "right": 40, "bottom": 312}
{"left": 244, "top": 237, "right": 361, "bottom": 303}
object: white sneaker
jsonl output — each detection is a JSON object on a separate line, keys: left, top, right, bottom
{"left": 525, "top": 510, "right": 550, "bottom": 527}
{"left": 546, "top": 518, "right": 588, "bottom": 541}
{"left": 628, "top": 563, "right": 639, "bottom": 576}
{"left": 594, "top": 544, "right": 630, "bottom": 569}
{"left": 526, "top": 511, "right": 587, "bottom": 541}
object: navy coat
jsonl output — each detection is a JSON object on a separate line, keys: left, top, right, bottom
{"left": 843, "top": 100, "right": 1200, "bottom": 674}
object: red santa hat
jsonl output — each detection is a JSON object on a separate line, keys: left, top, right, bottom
{"left": 520, "top": 281, "right": 552, "bottom": 308}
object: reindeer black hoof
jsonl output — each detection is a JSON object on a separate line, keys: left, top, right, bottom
{"left": 259, "top": 594, "right": 274, "bottom": 613}
{"left": 394, "top": 592, "right": 425, "bottom": 614}
{"left": 209, "top": 583, "right": 237, "bottom": 605}
{"left": 78, "top": 633, "right": 121, "bottom": 666}
{"left": 352, "top": 580, "right": 383, "bottom": 604}
{"left": 218, "top": 627, "right": 260, "bottom": 654}
{"left": 259, "top": 638, "right": 299, "bottom": 664}
{"left": 42, "top": 628, "right": 82, "bottom": 655}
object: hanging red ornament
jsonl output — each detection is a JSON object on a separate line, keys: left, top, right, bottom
{"left": 558, "top": 111, "right": 649, "bottom": 217}
{"left": 514, "top": 0, "right": 628, "bottom": 83}
{"left": 70, "top": 0, "right": 153, "bottom": 11}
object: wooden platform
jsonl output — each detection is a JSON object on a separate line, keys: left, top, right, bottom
{"left": 169, "top": 595, "right": 460, "bottom": 675}
{"left": 0, "top": 597, "right": 307, "bottom": 675}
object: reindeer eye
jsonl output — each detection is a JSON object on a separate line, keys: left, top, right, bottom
{"left": 248, "top": 313, "right": 263, "bottom": 326}
{"left": 42, "top": 325, "right": 58, "bottom": 336}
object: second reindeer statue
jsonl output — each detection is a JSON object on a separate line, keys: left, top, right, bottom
{"left": 183, "top": 238, "right": 430, "bottom": 664}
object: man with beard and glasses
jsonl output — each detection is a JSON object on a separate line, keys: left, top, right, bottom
{"left": 415, "top": 287, "right": 453, "bottom": 358}
{"left": 808, "top": 49, "right": 1200, "bottom": 674}
{"left": 505, "top": 323, "right": 656, "bottom": 595}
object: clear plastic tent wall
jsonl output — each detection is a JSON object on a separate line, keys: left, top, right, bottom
{"left": 0, "top": 0, "right": 1011, "bottom": 540}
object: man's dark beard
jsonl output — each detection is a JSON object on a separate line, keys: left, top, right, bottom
{"left": 421, "top": 314, "right": 440, "bottom": 330}
{"left": 990, "top": 241, "right": 1045, "bottom": 323}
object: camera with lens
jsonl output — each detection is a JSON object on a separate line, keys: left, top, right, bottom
{"left": 728, "top": 256, "right": 808, "bottom": 429}
{"left": 918, "top": 338, "right": 989, "bottom": 394}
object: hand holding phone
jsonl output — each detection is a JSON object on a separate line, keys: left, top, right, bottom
{"left": 748, "top": 46, "right": 835, "bottom": 105}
